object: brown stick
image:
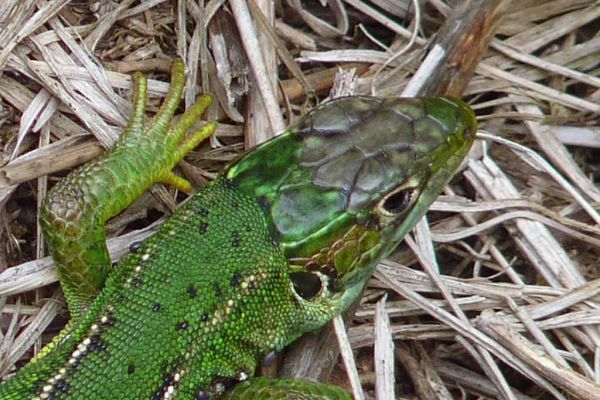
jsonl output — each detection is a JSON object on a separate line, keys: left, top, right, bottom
{"left": 417, "top": 0, "right": 509, "bottom": 97}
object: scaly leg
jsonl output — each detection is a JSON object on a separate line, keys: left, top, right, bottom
{"left": 41, "top": 59, "right": 215, "bottom": 317}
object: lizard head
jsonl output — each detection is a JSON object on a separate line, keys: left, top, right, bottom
{"left": 225, "top": 96, "right": 476, "bottom": 312}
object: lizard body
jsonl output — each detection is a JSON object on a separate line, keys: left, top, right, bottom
{"left": 0, "top": 59, "right": 476, "bottom": 399}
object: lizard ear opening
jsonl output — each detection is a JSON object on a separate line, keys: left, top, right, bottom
{"left": 290, "top": 272, "right": 322, "bottom": 300}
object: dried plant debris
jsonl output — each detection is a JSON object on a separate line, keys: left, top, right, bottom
{"left": 1, "top": 1, "right": 599, "bottom": 399}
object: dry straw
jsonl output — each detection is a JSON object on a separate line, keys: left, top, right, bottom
{"left": 0, "top": 1, "right": 599, "bottom": 399}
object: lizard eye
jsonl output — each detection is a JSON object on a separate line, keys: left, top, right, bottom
{"left": 290, "top": 271, "right": 322, "bottom": 300}
{"left": 377, "top": 186, "right": 415, "bottom": 216}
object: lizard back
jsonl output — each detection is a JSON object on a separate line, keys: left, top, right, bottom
{"left": 2, "top": 177, "right": 310, "bottom": 399}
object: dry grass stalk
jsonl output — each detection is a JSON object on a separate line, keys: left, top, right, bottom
{"left": 0, "top": 1, "right": 599, "bottom": 399}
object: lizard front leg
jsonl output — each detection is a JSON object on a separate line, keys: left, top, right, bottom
{"left": 40, "top": 59, "right": 215, "bottom": 317}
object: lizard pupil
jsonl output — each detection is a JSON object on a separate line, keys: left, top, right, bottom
{"left": 381, "top": 188, "right": 412, "bottom": 214}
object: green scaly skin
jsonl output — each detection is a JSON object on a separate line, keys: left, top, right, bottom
{"left": 0, "top": 59, "right": 476, "bottom": 399}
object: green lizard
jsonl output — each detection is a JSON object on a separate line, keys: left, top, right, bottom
{"left": 0, "top": 59, "right": 476, "bottom": 399}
